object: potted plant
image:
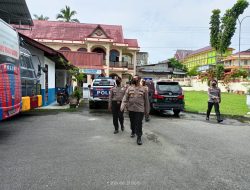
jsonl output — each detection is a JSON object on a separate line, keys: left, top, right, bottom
{"left": 68, "top": 67, "right": 85, "bottom": 108}
{"left": 69, "top": 87, "right": 82, "bottom": 108}
{"left": 69, "top": 94, "right": 78, "bottom": 108}
{"left": 73, "top": 87, "right": 82, "bottom": 104}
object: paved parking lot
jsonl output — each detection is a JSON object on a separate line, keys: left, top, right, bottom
{"left": 0, "top": 107, "right": 250, "bottom": 190}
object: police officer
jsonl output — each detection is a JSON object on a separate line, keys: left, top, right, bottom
{"left": 109, "top": 77, "right": 126, "bottom": 134}
{"left": 206, "top": 79, "right": 223, "bottom": 123}
{"left": 121, "top": 75, "right": 150, "bottom": 145}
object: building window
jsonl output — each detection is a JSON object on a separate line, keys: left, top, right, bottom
{"left": 59, "top": 47, "right": 71, "bottom": 51}
{"left": 92, "top": 47, "right": 106, "bottom": 60}
{"left": 77, "top": 48, "right": 87, "bottom": 52}
{"left": 244, "top": 60, "right": 248, "bottom": 65}
{"left": 110, "top": 50, "right": 119, "bottom": 62}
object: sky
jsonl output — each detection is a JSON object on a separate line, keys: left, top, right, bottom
{"left": 26, "top": 0, "right": 250, "bottom": 64}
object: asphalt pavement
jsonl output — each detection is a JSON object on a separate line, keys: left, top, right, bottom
{"left": 0, "top": 106, "right": 250, "bottom": 190}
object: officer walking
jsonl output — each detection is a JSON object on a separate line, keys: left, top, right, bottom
{"left": 109, "top": 77, "right": 126, "bottom": 134}
{"left": 206, "top": 79, "right": 223, "bottom": 123}
{"left": 121, "top": 75, "right": 150, "bottom": 145}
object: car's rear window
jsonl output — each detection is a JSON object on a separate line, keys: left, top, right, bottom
{"left": 157, "top": 82, "right": 181, "bottom": 93}
{"left": 93, "top": 79, "right": 115, "bottom": 86}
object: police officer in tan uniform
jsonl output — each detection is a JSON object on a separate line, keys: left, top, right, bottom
{"left": 121, "top": 75, "right": 150, "bottom": 145}
{"left": 109, "top": 77, "right": 126, "bottom": 134}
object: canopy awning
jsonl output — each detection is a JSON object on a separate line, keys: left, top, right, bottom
{"left": 59, "top": 51, "right": 104, "bottom": 69}
{"left": 0, "top": 0, "right": 33, "bottom": 26}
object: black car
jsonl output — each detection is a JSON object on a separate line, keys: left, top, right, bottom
{"left": 147, "top": 80, "right": 185, "bottom": 116}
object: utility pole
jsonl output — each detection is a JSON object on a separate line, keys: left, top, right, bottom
{"left": 237, "top": 16, "right": 250, "bottom": 67}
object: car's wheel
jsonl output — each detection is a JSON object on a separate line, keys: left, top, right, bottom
{"left": 89, "top": 102, "right": 95, "bottom": 109}
{"left": 150, "top": 105, "right": 157, "bottom": 115}
{"left": 173, "top": 110, "right": 180, "bottom": 117}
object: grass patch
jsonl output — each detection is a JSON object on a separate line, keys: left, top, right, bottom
{"left": 184, "top": 91, "right": 250, "bottom": 116}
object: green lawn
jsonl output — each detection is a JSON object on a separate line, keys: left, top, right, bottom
{"left": 184, "top": 91, "right": 250, "bottom": 116}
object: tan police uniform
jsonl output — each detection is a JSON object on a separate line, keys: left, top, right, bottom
{"left": 109, "top": 86, "right": 126, "bottom": 131}
{"left": 206, "top": 86, "right": 222, "bottom": 122}
{"left": 121, "top": 85, "right": 150, "bottom": 137}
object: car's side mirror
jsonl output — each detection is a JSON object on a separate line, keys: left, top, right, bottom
{"left": 88, "top": 84, "right": 91, "bottom": 88}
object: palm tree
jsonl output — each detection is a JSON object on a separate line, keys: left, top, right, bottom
{"left": 33, "top": 14, "right": 49, "bottom": 20}
{"left": 56, "top": 6, "right": 80, "bottom": 23}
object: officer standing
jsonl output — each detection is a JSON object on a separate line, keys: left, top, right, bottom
{"left": 121, "top": 75, "right": 150, "bottom": 145}
{"left": 109, "top": 77, "right": 126, "bottom": 134}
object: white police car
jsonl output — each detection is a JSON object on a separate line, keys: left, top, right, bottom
{"left": 89, "top": 77, "right": 116, "bottom": 109}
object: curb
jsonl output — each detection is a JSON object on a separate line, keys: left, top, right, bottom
{"left": 184, "top": 110, "right": 250, "bottom": 122}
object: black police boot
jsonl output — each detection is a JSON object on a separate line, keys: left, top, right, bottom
{"left": 137, "top": 137, "right": 142, "bottom": 145}
{"left": 206, "top": 116, "right": 209, "bottom": 121}
{"left": 121, "top": 125, "right": 124, "bottom": 131}
{"left": 217, "top": 115, "right": 223, "bottom": 123}
{"left": 114, "top": 130, "right": 119, "bottom": 134}
{"left": 130, "top": 132, "right": 135, "bottom": 138}
{"left": 217, "top": 119, "right": 223, "bottom": 123}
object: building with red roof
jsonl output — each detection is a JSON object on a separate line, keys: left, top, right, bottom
{"left": 17, "top": 20, "right": 140, "bottom": 83}
{"left": 223, "top": 49, "right": 250, "bottom": 73}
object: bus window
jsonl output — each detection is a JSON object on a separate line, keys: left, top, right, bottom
{"left": 20, "top": 47, "right": 38, "bottom": 97}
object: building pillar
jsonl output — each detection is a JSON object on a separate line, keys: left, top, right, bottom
{"left": 132, "top": 52, "right": 137, "bottom": 75}
{"left": 87, "top": 75, "right": 92, "bottom": 84}
{"left": 105, "top": 46, "right": 110, "bottom": 77}
{"left": 87, "top": 43, "right": 92, "bottom": 52}
{"left": 119, "top": 49, "right": 123, "bottom": 62}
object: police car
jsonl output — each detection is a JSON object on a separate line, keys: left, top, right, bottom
{"left": 89, "top": 77, "right": 116, "bottom": 109}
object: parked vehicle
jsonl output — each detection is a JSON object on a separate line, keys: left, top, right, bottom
{"left": 0, "top": 19, "right": 21, "bottom": 120}
{"left": 57, "top": 88, "right": 69, "bottom": 106}
{"left": 89, "top": 77, "right": 116, "bottom": 109}
{"left": 147, "top": 80, "right": 185, "bottom": 116}
{"left": 0, "top": 19, "right": 40, "bottom": 121}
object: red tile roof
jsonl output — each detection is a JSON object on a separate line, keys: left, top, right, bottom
{"left": 232, "top": 49, "right": 250, "bottom": 56}
{"left": 17, "top": 20, "right": 139, "bottom": 47}
{"left": 175, "top": 50, "right": 193, "bottom": 60}
{"left": 19, "top": 33, "right": 71, "bottom": 69}
{"left": 59, "top": 51, "right": 104, "bottom": 69}
{"left": 124, "top": 39, "right": 139, "bottom": 48}
{"left": 188, "top": 46, "right": 213, "bottom": 56}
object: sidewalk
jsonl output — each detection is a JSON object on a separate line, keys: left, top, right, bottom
{"left": 37, "top": 101, "right": 70, "bottom": 110}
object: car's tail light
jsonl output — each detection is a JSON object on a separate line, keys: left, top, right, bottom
{"left": 178, "top": 90, "right": 184, "bottom": 99}
{"left": 177, "top": 95, "right": 184, "bottom": 99}
{"left": 152, "top": 90, "right": 164, "bottom": 100}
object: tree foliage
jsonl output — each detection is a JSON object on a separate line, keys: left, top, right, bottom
{"left": 209, "top": 0, "right": 249, "bottom": 55}
{"left": 56, "top": 6, "right": 80, "bottom": 22}
{"left": 168, "top": 58, "right": 188, "bottom": 72}
{"left": 33, "top": 14, "right": 49, "bottom": 20}
{"left": 199, "top": 69, "right": 216, "bottom": 85}
{"left": 215, "top": 64, "right": 224, "bottom": 80}
{"left": 199, "top": 67, "right": 247, "bottom": 84}
{"left": 210, "top": 9, "right": 221, "bottom": 52}
{"left": 69, "top": 67, "right": 86, "bottom": 84}
{"left": 187, "top": 66, "right": 199, "bottom": 76}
